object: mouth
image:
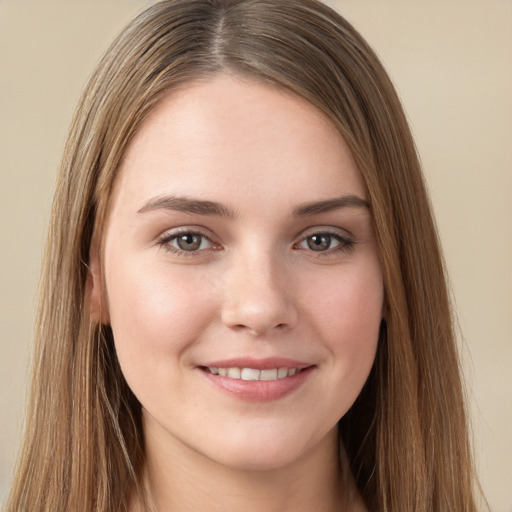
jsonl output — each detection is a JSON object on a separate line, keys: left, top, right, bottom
{"left": 203, "top": 366, "right": 304, "bottom": 380}
{"left": 198, "top": 359, "right": 315, "bottom": 401}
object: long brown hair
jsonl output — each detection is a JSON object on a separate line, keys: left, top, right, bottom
{"left": 6, "top": 1, "right": 481, "bottom": 511}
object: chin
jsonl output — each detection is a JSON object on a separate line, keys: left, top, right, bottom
{"left": 209, "top": 445, "right": 305, "bottom": 472}
{"left": 199, "top": 423, "right": 336, "bottom": 472}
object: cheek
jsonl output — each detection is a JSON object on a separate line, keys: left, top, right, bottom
{"left": 304, "top": 262, "right": 383, "bottom": 384}
{"left": 306, "top": 261, "right": 383, "bottom": 336}
{"left": 104, "top": 257, "right": 217, "bottom": 380}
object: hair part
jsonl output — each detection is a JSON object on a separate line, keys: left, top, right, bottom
{"left": 7, "top": 1, "right": 481, "bottom": 511}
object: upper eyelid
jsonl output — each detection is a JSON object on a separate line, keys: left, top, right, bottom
{"left": 295, "top": 225, "right": 355, "bottom": 241}
{"left": 294, "top": 231, "right": 357, "bottom": 257}
{"left": 157, "top": 226, "right": 215, "bottom": 241}
{"left": 156, "top": 225, "right": 356, "bottom": 246}
{"left": 157, "top": 229, "right": 219, "bottom": 258}
{"left": 294, "top": 232, "right": 354, "bottom": 248}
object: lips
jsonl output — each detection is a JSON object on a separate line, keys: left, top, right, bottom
{"left": 198, "top": 358, "right": 315, "bottom": 401}
{"left": 207, "top": 366, "right": 300, "bottom": 380}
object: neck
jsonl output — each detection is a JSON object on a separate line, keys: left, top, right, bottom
{"left": 136, "top": 421, "right": 360, "bottom": 512}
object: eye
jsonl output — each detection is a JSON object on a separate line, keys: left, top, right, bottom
{"left": 159, "top": 230, "right": 215, "bottom": 253}
{"left": 296, "top": 231, "right": 354, "bottom": 253}
{"left": 303, "top": 233, "right": 336, "bottom": 251}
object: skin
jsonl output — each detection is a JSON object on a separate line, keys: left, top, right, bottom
{"left": 90, "top": 74, "right": 383, "bottom": 511}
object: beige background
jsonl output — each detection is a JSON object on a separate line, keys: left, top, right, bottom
{"left": 0, "top": 1, "right": 511, "bottom": 509}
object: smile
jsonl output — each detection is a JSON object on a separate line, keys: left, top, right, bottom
{"left": 199, "top": 358, "right": 314, "bottom": 401}
{"left": 207, "top": 367, "right": 300, "bottom": 380}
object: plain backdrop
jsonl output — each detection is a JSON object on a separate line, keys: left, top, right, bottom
{"left": 0, "top": 1, "right": 511, "bottom": 510}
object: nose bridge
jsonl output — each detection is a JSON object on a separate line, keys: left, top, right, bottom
{"left": 221, "top": 242, "right": 297, "bottom": 335}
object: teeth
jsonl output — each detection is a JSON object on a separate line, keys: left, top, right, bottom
{"left": 241, "top": 368, "right": 260, "bottom": 380}
{"left": 227, "top": 367, "right": 241, "bottom": 379}
{"left": 207, "top": 366, "right": 301, "bottom": 380}
{"left": 277, "top": 367, "right": 288, "bottom": 378}
{"left": 260, "top": 369, "right": 278, "bottom": 380}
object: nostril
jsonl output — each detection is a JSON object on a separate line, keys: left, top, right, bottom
{"left": 228, "top": 321, "right": 289, "bottom": 336}
{"left": 220, "top": 285, "right": 298, "bottom": 335}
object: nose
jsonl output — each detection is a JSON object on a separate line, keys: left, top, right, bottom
{"left": 221, "top": 251, "right": 298, "bottom": 336}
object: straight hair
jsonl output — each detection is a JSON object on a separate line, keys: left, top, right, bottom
{"left": 6, "top": 1, "right": 481, "bottom": 511}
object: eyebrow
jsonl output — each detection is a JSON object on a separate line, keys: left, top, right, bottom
{"left": 137, "top": 194, "right": 369, "bottom": 218}
{"left": 292, "top": 195, "right": 369, "bottom": 216}
{"left": 137, "top": 195, "right": 237, "bottom": 218}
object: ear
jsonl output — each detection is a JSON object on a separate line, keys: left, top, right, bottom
{"left": 86, "top": 233, "right": 110, "bottom": 325}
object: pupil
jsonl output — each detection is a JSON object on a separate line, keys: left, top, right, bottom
{"left": 308, "top": 234, "right": 330, "bottom": 251}
{"left": 178, "top": 233, "right": 201, "bottom": 251}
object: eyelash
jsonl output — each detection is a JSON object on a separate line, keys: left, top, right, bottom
{"left": 294, "top": 231, "right": 356, "bottom": 255}
{"left": 156, "top": 228, "right": 356, "bottom": 257}
{"left": 157, "top": 228, "right": 218, "bottom": 258}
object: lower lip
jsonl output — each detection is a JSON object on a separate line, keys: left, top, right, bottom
{"left": 199, "top": 367, "right": 315, "bottom": 402}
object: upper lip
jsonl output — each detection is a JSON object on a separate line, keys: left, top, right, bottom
{"left": 200, "top": 357, "right": 313, "bottom": 370}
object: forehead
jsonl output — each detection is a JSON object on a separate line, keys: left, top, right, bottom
{"left": 113, "top": 74, "right": 366, "bottom": 213}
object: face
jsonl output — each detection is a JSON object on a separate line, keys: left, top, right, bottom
{"left": 93, "top": 74, "right": 383, "bottom": 471}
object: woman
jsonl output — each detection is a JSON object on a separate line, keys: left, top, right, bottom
{"left": 5, "top": 1, "right": 482, "bottom": 511}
